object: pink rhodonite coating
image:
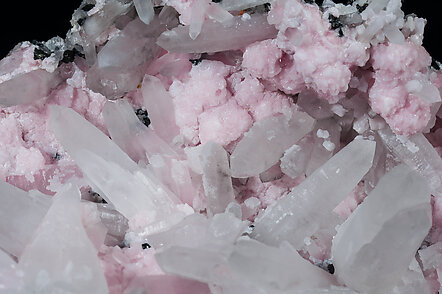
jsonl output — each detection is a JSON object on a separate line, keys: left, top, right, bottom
{"left": 1, "top": 0, "right": 442, "bottom": 293}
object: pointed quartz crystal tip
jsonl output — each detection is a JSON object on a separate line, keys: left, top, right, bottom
{"left": 253, "top": 138, "right": 376, "bottom": 248}
{"left": 157, "top": 14, "right": 278, "bottom": 53}
{"left": 332, "top": 164, "right": 431, "bottom": 292}
{"left": 18, "top": 185, "right": 109, "bottom": 293}
{"left": 134, "top": 0, "right": 155, "bottom": 25}
{"left": 230, "top": 109, "right": 315, "bottom": 178}
{"left": 0, "top": 181, "right": 51, "bottom": 258}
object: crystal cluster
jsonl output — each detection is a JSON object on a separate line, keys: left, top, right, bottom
{"left": 0, "top": 0, "right": 441, "bottom": 293}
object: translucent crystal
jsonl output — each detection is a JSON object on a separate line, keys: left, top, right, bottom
{"left": 102, "top": 99, "right": 176, "bottom": 163}
{"left": 0, "top": 69, "right": 62, "bottom": 107}
{"left": 18, "top": 185, "right": 108, "bottom": 293}
{"left": 50, "top": 105, "right": 184, "bottom": 224}
{"left": 134, "top": 0, "right": 155, "bottom": 25}
{"left": 141, "top": 75, "right": 180, "bottom": 143}
{"left": 253, "top": 138, "right": 376, "bottom": 248}
{"left": 157, "top": 14, "right": 278, "bottom": 53}
{"left": 378, "top": 127, "right": 442, "bottom": 197}
{"left": 0, "top": 181, "right": 51, "bottom": 257}
{"left": 220, "top": 0, "right": 270, "bottom": 11}
{"left": 201, "top": 142, "right": 235, "bottom": 215}
{"left": 332, "top": 164, "right": 432, "bottom": 292}
{"left": 230, "top": 110, "right": 315, "bottom": 178}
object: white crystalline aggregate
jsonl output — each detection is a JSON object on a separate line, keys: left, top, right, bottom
{"left": 201, "top": 141, "right": 235, "bottom": 215}
{"left": 141, "top": 75, "right": 180, "bottom": 143}
{"left": 378, "top": 127, "right": 442, "bottom": 197}
{"left": 134, "top": 0, "right": 155, "bottom": 25}
{"left": 418, "top": 242, "right": 442, "bottom": 271}
{"left": 0, "top": 69, "right": 62, "bottom": 107}
{"left": 220, "top": 0, "right": 270, "bottom": 11}
{"left": 0, "top": 181, "right": 51, "bottom": 257}
{"left": 280, "top": 138, "right": 312, "bottom": 178}
{"left": 332, "top": 164, "right": 432, "bottom": 292}
{"left": 230, "top": 110, "right": 315, "bottom": 178}
{"left": 253, "top": 139, "right": 376, "bottom": 248}
{"left": 18, "top": 185, "right": 109, "bottom": 294}
{"left": 157, "top": 14, "right": 278, "bottom": 53}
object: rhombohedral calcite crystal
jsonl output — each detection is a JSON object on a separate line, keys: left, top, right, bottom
{"left": 1, "top": 0, "right": 442, "bottom": 293}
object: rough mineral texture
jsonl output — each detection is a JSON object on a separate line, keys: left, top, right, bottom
{"left": 0, "top": 0, "right": 441, "bottom": 293}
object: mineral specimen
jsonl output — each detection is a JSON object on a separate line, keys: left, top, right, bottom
{"left": 0, "top": 0, "right": 441, "bottom": 293}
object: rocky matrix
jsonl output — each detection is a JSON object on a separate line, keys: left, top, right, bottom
{"left": 0, "top": 0, "right": 441, "bottom": 293}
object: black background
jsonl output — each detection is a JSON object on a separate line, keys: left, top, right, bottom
{"left": 0, "top": 0, "right": 440, "bottom": 61}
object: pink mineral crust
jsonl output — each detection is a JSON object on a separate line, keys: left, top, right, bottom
{"left": 369, "top": 41, "right": 432, "bottom": 135}
{"left": 1, "top": 0, "right": 442, "bottom": 293}
{"left": 245, "top": 0, "right": 369, "bottom": 101}
{"left": 0, "top": 63, "right": 107, "bottom": 194}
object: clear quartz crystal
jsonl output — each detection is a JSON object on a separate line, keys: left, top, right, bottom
{"left": 18, "top": 185, "right": 109, "bottom": 293}
{"left": 0, "top": 181, "right": 51, "bottom": 257}
{"left": 230, "top": 109, "right": 315, "bottom": 178}
{"left": 253, "top": 138, "right": 376, "bottom": 248}
{"left": 134, "top": 0, "right": 155, "bottom": 25}
{"left": 201, "top": 142, "right": 235, "bottom": 215}
{"left": 157, "top": 14, "right": 278, "bottom": 53}
{"left": 332, "top": 164, "right": 432, "bottom": 292}
{"left": 378, "top": 127, "right": 442, "bottom": 197}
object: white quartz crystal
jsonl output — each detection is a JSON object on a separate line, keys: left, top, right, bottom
{"left": 201, "top": 142, "right": 235, "bottom": 215}
{"left": 102, "top": 99, "right": 176, "bottom": 162}
{"left": 157, "top": 14, "right": 277, "bottom": 53}
{"left": 134, "top": 0, "right": 155, "bottom": 25}
{"left": 418, "top": 242, "right": 442, "bottom": 271}
{"left": 220, "top": 0, "right": 270, "bottom": 11}
{"left": 141, "top": 75, "right": 180, "bottom": 143}
{"left": 332, "top": 164, "right": 432, "bottom": 292}
{"left": 0, "top": 181, "right": 51, "bottom": 257}
{"left": 50, "top": 105, "right": 189, "bottom": 232}
{"left": 378, "top": 127, "right": 442, "bottom": 197}
{"left": 18, "top": 185, "right": 108, "bottom": 293}
{"left": 253, "top": 138, "right": 376, "bottom": 248}
{"left": 230, "top": 110, "right": 315, "bottom": 178}
{"left": 0, "top": 69, "right": 62, "bottom": 107}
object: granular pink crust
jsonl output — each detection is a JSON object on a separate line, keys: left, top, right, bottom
{"left": 0, "top": 64, "right": 107, "bottom": 193}
{"left": 245, "top": 0, "right": 369, "bottom": 101}
{"left": 368, "top": 41, "right": 433, "bottom": 135}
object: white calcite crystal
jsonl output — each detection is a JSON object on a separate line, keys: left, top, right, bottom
{"left": 0, "top": 0, "right": 442, "bottom": 293}
{"left": 230, "top": 109, "right": 315, "bottom": 178}
{"left": 253, "top": 138, "right": 376, "bottom": 248}
{"left": 332, "top": 164, "right": 432, "bottom": 292}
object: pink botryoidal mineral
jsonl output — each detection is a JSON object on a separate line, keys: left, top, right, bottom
{"left": 0, "top": 0, "right": 442, "bottom": 293}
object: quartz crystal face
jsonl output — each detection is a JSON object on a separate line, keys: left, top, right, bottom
{"left": 0, "top": 0, "right": 441, "bottom": 293}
